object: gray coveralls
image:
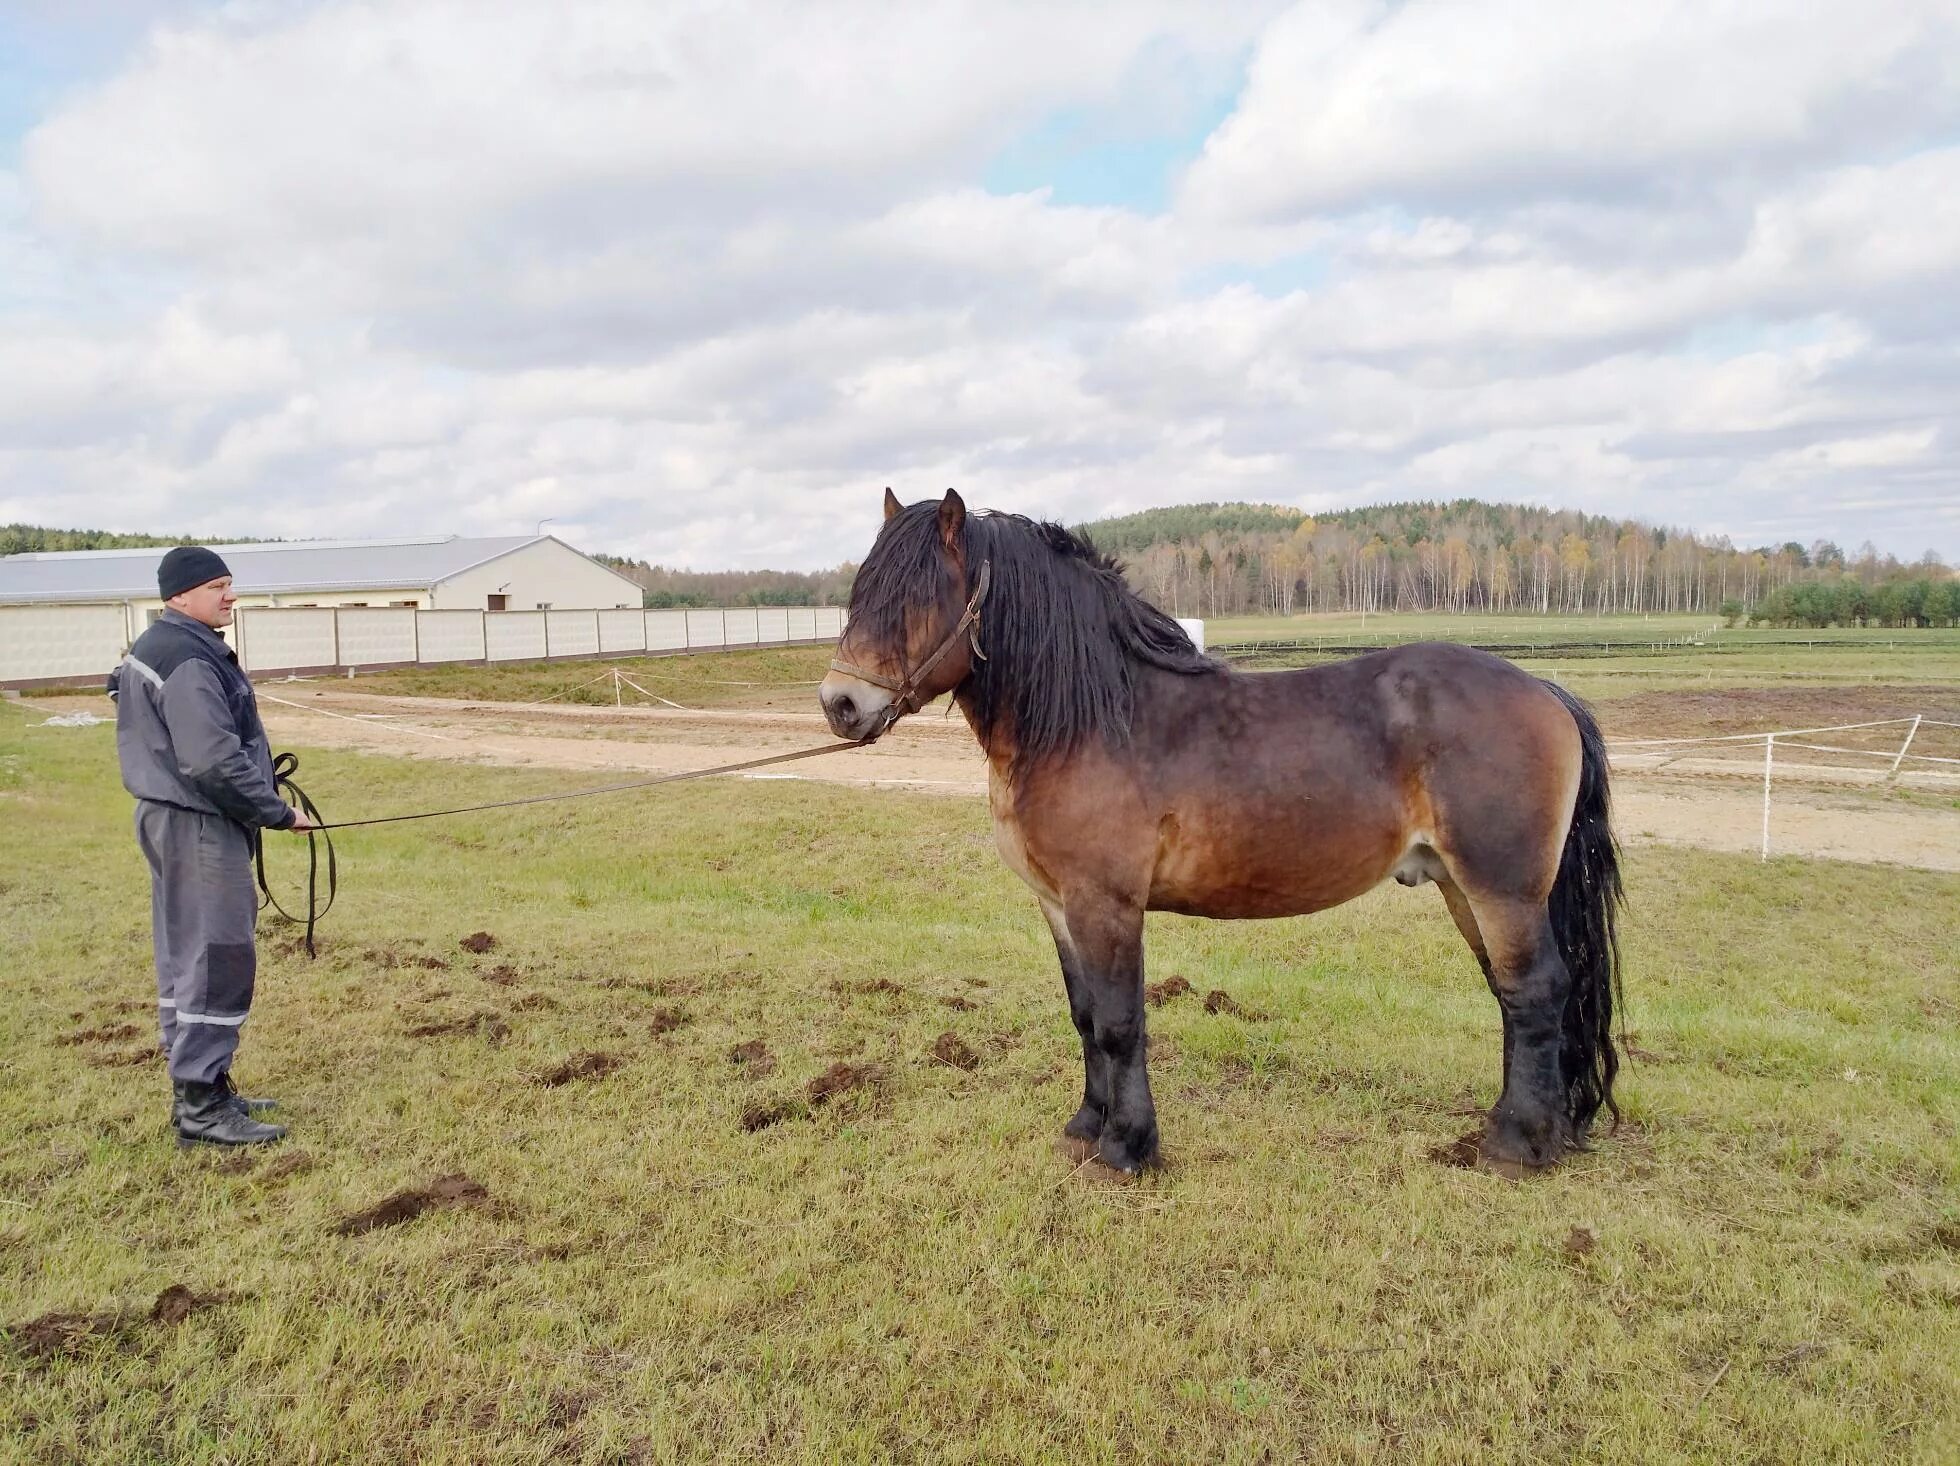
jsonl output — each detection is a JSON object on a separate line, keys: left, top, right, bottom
{"left": 110, "top": 609, "right": 294, "bottom": 1084}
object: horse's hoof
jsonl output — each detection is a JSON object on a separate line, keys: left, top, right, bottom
{"left": 1096, "top": 1128, "right": 1158, "bottom": 1175}
{"left": 1062, "top": 1105, "right": 1104, "bottom": 1144}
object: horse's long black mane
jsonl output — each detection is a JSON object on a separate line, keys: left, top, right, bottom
{"left": 850, "top": 503, "right": 1217, "bottom": 768}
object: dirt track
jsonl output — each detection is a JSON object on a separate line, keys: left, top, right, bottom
{"left": 227, "top": 687, "right": 1960, "bottom": 873}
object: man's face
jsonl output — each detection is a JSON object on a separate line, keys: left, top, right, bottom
{"left": 169, "top": 576, "right": 236, "bottom": 629}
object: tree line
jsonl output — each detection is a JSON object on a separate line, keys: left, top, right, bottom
{"left": 592, "top": 555, "right": 855, "bottom": 609}
{"left": 0, "top": 525, "right": 273, "bottom": 554}
{"left": 1078, "top": 501, "right": 1956, "bottom": 627}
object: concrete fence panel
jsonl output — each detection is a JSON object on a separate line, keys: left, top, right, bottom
{"left": 336, "top": 608, "right": 418, "bottom": 667}
{"left": 416, "top": 610, "right": 487, "bottom": 663}
{"left": 685, "top": 609, "right": 726, "bottom": 649}
{"left": 756, "top": 608, "right": 790, "bottom": 643}
{"left": 787, "top": 608, "right": 817, "bottom": 641}
{"left": 0, "top": 603, "right": 128, "bottom": 682}
{"left": 485, "top": 612, "right": 547, "bottom": 662}
{"left": 598, "top": 609, "right": 646, "bottom": 654}
{"left": 817, "top": 608, "right": 845, "bottom": 639}
{"left": 725, "top": 608, "right": 760, "bottom": 646}
{"left": 645, "top": 610, "right": 689, "bottom": 651}
{"left": 545, "top": 609, "right": 599, "bottom": 658}
{"left": 236, "top": 608, "right": 337, "bottom": 673}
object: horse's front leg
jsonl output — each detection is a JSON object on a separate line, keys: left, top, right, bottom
{"left": 1041, "top": 901, "right": 1108, "bottom": 1147}
{"left": 1063, "top": 896, "right": 1157, "bottom": 1173}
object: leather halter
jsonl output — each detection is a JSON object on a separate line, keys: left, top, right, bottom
{"left": 829, "top": 559, "right": 991, "bottom": 733}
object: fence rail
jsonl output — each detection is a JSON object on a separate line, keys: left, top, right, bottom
{"left": 0, "top": 604, "right": 847, "bottom": 687}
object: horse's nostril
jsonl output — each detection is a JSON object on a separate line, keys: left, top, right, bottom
{"left": 833, "top": 695, "right": 856, "bottom": 723}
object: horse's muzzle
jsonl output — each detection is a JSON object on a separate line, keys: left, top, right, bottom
{"left": 818, "top": 674, "right": 894, "bottom": 743}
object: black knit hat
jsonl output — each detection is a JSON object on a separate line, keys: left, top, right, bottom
{"left": 157, "top": 546, "right": 232, "bottom": 600}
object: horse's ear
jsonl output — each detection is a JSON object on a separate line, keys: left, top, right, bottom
{"left": 883, "top": 487, "right": 902, "bottom": 522}
{"left": 938, "top": 488, "right": 965, "bottom": 550}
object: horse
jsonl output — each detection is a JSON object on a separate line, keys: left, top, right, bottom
{"left": 819, "top": 489, "right": 1624, "bottom": 1176}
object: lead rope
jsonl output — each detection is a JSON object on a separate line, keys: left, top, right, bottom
{"left": 256, "top": 752, "right": 336, "bottom": 958}
{"left": 252, "top": 740, "right": 863, "bottom": 958}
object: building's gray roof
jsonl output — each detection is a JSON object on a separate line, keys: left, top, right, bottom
{"left": 0, "top": 534, "right": 620, "bottom": 603}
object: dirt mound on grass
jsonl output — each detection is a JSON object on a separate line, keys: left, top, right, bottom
{"left": 1203, "top": 990, "right": 1268, "bottom": 1020}
{"left": 334, "top": 1174, "right": 490, "bottom": 1235}
{"left": 533, "top": 1052, "right": 622, "bottom": 1087}
{"left": 648, "top": 1007, "right": 687, "bottom": 1035}
{"left": 729, "top": 1039, "right": 776, "bottom": 1077}
{"left": 12, "top": 1284, "right": 229, "bottom": 1362}
{"left": 807, "top": 1062, "right": 881, "bottom": 1104}
{"left": 459, "top": 931, "right": 498, "bottom": 954}
{"left": 1145, "top": 976, "right": 1192, "bottom": 1006}
{"left": 740, "top": 1099, "right": 796, "bottom": 1132}
{"left": 479, "top": 964, "right": 522, "bottom": 985}
{"left": 929, "top": 1033, "right": 979, "bottom": 1071}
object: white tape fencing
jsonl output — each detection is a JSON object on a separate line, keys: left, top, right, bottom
{"left": 1608, "top": 715, "right": 1959, "bottom": 858}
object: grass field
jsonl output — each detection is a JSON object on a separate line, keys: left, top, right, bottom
{"left": 3, "top": 712, "right": 1958, "bottom": 1462}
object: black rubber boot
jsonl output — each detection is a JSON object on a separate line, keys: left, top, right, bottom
{"left": 218, "top": 1072, "right": 278, "bottom": 1115}
{"left": 174, "top": 1080, "right": 287, "bottom": 1147}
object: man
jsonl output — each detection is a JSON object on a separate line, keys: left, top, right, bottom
{"left": 110, "top": 546, "right": 311, "bottom": 1147}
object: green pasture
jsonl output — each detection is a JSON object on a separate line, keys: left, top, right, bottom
{"left": 2, "top": 715, "right": 1957, "bottom": 1462}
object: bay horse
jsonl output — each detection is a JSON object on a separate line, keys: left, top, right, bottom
{"left": 820, "top": 490, "right": 1624, "bottom": 1175}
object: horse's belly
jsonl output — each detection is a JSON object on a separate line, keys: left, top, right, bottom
{"left": 1146, "top": 803, "right": 1402, "bottom": 918}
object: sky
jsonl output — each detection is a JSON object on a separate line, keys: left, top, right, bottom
{"left": 2, "top": 0, "right": 1958, "bottom": 570}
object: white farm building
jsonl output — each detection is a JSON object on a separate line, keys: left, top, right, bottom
{"left": 0, "top": 534, "right": 646, "bottom": 687}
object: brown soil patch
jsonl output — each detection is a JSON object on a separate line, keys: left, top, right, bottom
{"left": 807, "top": 1062, "right": 881, "bottom": 1104}
{"left": 648, "top": 1007, "right": 687, "bottom": 1035}
{"left": 55, "top": 1023, "right": 140, "bottom": 1047}
{"left": 729, "top": 1040, "right": 776, "bottom": 1077}
{"left": 940, "top": 995, "right": 976, "bottom": 1012}
{"left": 533, "top": 1052, "right": 622, "bottom": 1088}
{"left": 848, "top": 978, "right": 905, "bottom": 996}
{"left": 1429, "top": 1130, "right": 1485, "bottom": 1169}
{"left": 929, "top": 1033, "right": 979, "bottom": 1071}
{"left": 12, "top": 1307, "right": 127, "bottom": 1360}
{"left": 404, "top": 1011, "right": 510, "bottom": 1044}
{"left": 509, "top": 992, "right": 558, "bottom": 1012}
{"left": 1564, "top": 1227, "right": 1598, "bottom": 1258}
{"left": 12, "top": 1285, "right": 228, "bottom": 1363}
{"left": 1146, "top": 976, "right": 1192, "bottom": 1006}
{"left": 1203, "top": 990, "right": 1268, "bottom": 1020}
{"left": 149, "top": 1284, "right": 228, "bottom": 1326}
{"left": 480, "top": 964, "right": 522, "bottom": 985}
{"left": 459, "top": 932, "right": 498, "bottom": 954}
{"left": 335, "top": 1173, "right": 491, "bottom": 1235}
{"left": 740, "top": 1099, "right": 796, "bottom": 1131}
{"left": 85, "top": 1046, "right": 157, "bottom": 1069}
{"left": 1596, "top": 685, "right": 1960, "bottom": 740}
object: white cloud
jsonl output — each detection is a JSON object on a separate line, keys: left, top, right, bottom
{"left": 1, "top": 0, "right": 1957, "bottom": 567}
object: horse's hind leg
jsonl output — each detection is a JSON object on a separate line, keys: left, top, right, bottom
{"left": 1437, "top": 877, "right": 1495, "bottom": 992}
{"left": 1040, "top": 901, "right": 1108, "bottom": 1147}
{"left": 1463, "top": 897, "right": 1577, "bottom": 1171}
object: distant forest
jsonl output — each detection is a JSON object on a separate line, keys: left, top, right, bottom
{"left": 0, "top": 525, "right": 273, "bottom": 554}
{"left": 591, "top": 555, "right": 856, "bottom": 609}
{"left": 1075, "top": 500, "right": 1957, "bottom": 628}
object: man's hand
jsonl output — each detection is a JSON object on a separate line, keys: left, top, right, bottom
{"left": 285, "top": 808, "right": 314, "bottom": 833}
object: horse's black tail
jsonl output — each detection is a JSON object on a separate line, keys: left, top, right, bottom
{"left": 1541, "top": 680, "right": 1625, "bottom": 1135}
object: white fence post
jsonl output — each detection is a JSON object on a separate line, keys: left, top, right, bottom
{"left": 1888, "top": 714, "right": 1922, "bottom": 778}
{"left": 1760, "top": 734, "right": 1774, "bottom": 860}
